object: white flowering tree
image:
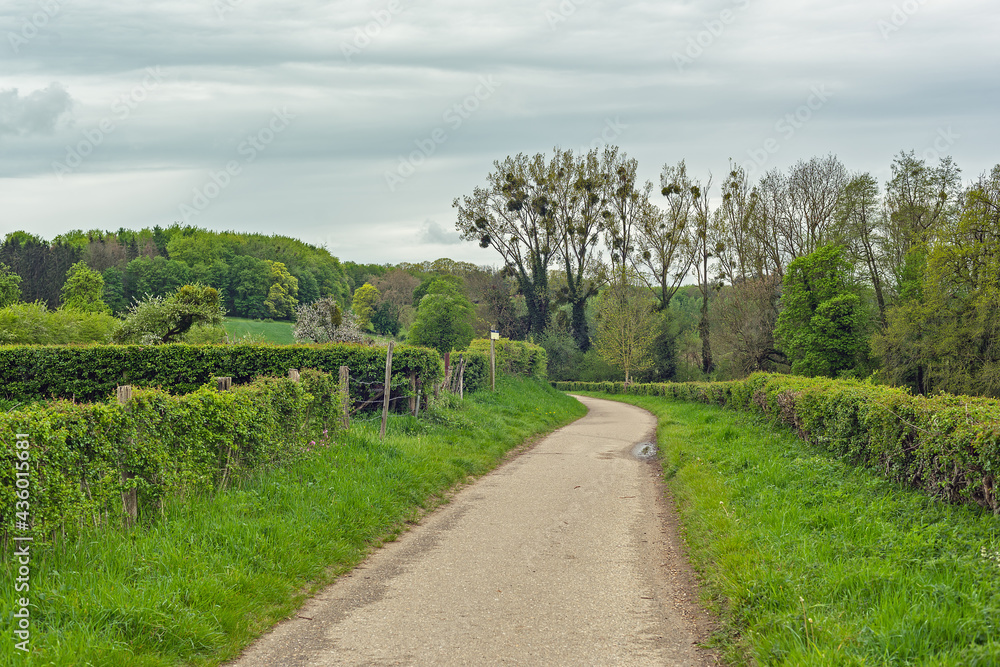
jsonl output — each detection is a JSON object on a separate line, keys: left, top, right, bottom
{"left": 293, "top": 297, "right": 364, "bottom": 344}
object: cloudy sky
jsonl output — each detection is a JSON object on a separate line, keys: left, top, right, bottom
{"left": 1, "top": 0, "right": 998, "bottom": 266}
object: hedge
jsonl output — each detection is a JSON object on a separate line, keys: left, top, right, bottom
{"left": 556, "top": 374, "right": 1000, "bottom": 514}
{"left": 1, "top": 370, "right": 341, "bottom": 546}
{"left": 0, "top": 343, "right": 443, "bottom": 405}
{"left": 466, "top": 339, "right": 547, "bottom": 385}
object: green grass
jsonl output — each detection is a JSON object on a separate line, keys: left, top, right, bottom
{"left": 574, "top": 392, "right": 1000, "bottom": 666}
{"left": 0, "top": 378, "right": 585, "bottom": 666}
{"left": 222, "top": 317, "right": 295, "bottom": 344}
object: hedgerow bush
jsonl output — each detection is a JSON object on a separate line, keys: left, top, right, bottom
{"left": 467, "top": 339, "right": 547, "bottom": 380}
{"left": 0, "top": 370, "right": 340, "bottom": 546}
{"left": 0, "top": 343, "right": 443, "bottom": 404}
{"left": 556, "top": 374, "right": 1000, "bottom": 513}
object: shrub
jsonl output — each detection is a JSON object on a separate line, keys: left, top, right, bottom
{"left": 0, "top": 370, "right": 342, "bottom": 545}
{"left": 0, "top": 343, "right": 443, "bottom": 404}
{"left": 467, "top": 339, "right": 547, "bottom": 380}
{"left": 0, "top": 302, "right": 120, "bottom": 344}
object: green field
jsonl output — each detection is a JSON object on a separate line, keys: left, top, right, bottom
{"left": 222, "top": 317, "right": 295, "bottom": 344}
{"left": 0, "top": 378, "right": 585, "bottom": 666}
{"left": 577, "top": 392, "right": 1000, "bottom": 666}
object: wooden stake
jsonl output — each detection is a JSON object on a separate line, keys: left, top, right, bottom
{"left": 117, "top": 385, "right": 137, "bottom": 525}
{"left": 339, "top": 366, "right": 350, "bottom": 430}
{"left": 490, "top": 338, "right": 496, "bottom": 392}
{"left": 458, "top": 355, "right": 465, "bottom": 399}
{"left": 408, "top": 372, "right": 417, "bottom": 416}
{"left": 380, "top": 341, "right": 394, "bottom": 439}
{"left": 215, "top": 376, "right": 232, "bottom": 391}
{"left": 288, "top": 368, "right": 300, "bottom": 382}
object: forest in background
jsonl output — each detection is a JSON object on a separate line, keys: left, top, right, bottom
{"left": 2, "top": 144, "right": 998, "bottom": 398}
{"left": 0, "top": 226, "right": 350, "bottom": 319}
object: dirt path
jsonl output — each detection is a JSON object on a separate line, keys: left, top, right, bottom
{"left": 229, "top": 395, "right": 719, "bottom": 666}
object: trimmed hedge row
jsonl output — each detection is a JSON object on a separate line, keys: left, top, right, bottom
{"left": 466, "top": 339, "right": 547, "bottom": 381}
{"left": 1, "top": 370, "right": 340, "bottom": 545}
{"left": 0, "top": 343, "right": 443, "bottom": 404}
{"left": 458, "top": 340, "right": 547, "bottom": 393}
{"left": 556, "top": 374, "right": 1000, "bottom": 514}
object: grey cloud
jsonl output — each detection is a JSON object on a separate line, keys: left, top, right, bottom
{"left": 0, "top": 83, "right": 72, "bottom": 137}
{"left": 418, "top": 220, "right": 462, "bottom": 245}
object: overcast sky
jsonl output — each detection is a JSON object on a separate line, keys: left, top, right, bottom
{"left": 1, "top": 0, "right": 998, "bottom": 266}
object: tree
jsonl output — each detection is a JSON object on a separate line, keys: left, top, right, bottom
{"left": 263, "top": 260, "right": 299, "bottom": 319}
{"left": 371, "top": 300, "right": 402, "bottom": 337}
{"left": 714, "top": 163, "right": 765, "bottom": 284}
{"left": 550, "top": 147, "right": 605, "bottom": 350}
{"left": 690, "top": 175, "right": 716, "bottom": 375}
{"left": 882, "top": 151, "right": 963, "bottom": 295}
{"left": 228, "top": 255, "right": 271, "bottom": 319}
{"left": 60, "top": 261, "right": 111, "bottom": 314}
{"left": 593, "top": 284, "right": 658, "bottom": 384}
{"left": 0, "top": 262, "right": 22, "bottom": 307}
{"left": 455, "top": 152, "right": 561, "bottom": 337}
{"left": 351, "top": 282, "right": 381, "bottom": 328}
{"left": 634, "top": 159, "right": 695, "bottom": 312}
{"left": 113, "top": 284, "right": 225, "bottom": 344}
{"left": 774, "top": 245, "right": 867, "bottom": 377}
{"left": 713, "top": 276, "right": 786, "bottom": 376}
{"left": 875, "top": 164, "right": 1000, "bottom": 397}
{"left": 293, "top": 297, "right": 364, "bottom": 343}
{"left": 838, "top": 173, "right": 888, "bottom": 325}
{"left": 102, "top": 266, "right": 128, "bottom": 314}
{"left": 409, "top": 280, "right": 475, "bottom": 356}
{"left": 601, "top": 146, "right": 657, "bottom": 289}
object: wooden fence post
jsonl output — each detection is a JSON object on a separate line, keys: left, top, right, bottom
{"left": 215, "top": 376, "right": 232, "bottom": 391}
{"left": 490, "top": 337, "right": 496, "bottom": 392}
{"left": 380, "top": 341, "right": 394, "bottom": 439}
{"left": 408, "top": 372, "right": 417, "bottom": 415}
{"left": 458, "top": 355, "right": 465, "bottom": 399}
{"left": 288, "top": 368, "right": 300, "bottom": 382}
{"left": 117, "top": 385, "right": 138, "bottom": 525}
{"left": 339, "top": 366, "right": 350, "bottom": 430}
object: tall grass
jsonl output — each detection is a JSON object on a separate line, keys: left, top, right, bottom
{"left": 580, "top": 393, "right": 1000, "bottom": 666}
{"left": 0, "top": 378, "right": 584, "bottom": 667}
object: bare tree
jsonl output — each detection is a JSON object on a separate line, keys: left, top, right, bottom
{"left": 838, "top": 172, "right": 888, "bottom": 325}
{"left": 754, "top": 155, "right": 849, "bottom": 274}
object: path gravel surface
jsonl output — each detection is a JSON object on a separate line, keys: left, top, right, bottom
{"left": 229, "top": 395, "right": 718, "bottom": 666}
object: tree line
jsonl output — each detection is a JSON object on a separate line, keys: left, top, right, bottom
{"left": 0, "top": 225, "right": 351, "bottom": 319}
{"left": 452, "top": 146, "right": 1000, "bottom": 398}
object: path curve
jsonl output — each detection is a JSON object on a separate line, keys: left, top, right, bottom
{"left": 229, "top": 395, "right": 717, "bottom": 666}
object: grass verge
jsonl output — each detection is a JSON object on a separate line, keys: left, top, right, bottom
{"left": 574, "top": 392, "right": 1000, "bottom": 666}
{"left": 1, "top": 378, "right": 585, "bottom": 666}
{"left": 222, "top": 318, "right": 295, "bottom": 345}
